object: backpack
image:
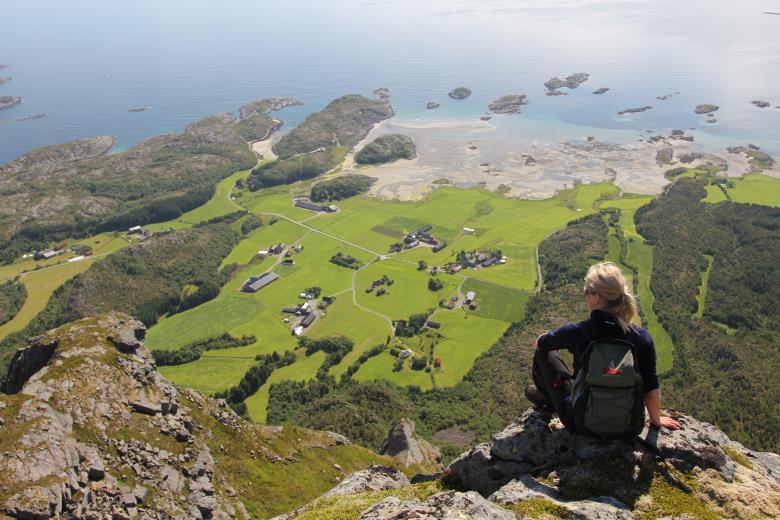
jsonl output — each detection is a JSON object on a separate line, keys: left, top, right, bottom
{"left": 571, "top": 323, "right": 645, "bottom": 438}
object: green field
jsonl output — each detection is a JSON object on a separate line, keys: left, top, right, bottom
{"left": 695, "top": 255, "right": 714, "bottom": 319}
{"left": 460, "top": 279, "right": 529, "bottom": 323}
{"left": 726, "top": 174, "right": 780, "bottom": 207}
{"left": 702, "top": 185, "right": 728, "bottom": 203}
{"left": 246, "top": 350, "right": 327, "bottom": 422}
{"left": 600, "top": 196, "right": 673, "bottom": 373}
{"left": 0, "top": 260, "right": 97, "bottom": 341}
{"left": 427, "top": 311, "right": 507, "bottom": 387}
{"left": 354, "top": 351, "right": 434, "bottom": 390}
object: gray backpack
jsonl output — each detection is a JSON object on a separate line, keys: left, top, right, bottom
{"left": 571, "top": 330, "right": 645, "bottom": 438}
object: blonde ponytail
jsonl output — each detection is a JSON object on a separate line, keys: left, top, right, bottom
{"left": 584, "top": 262, "right": 639, "bottom": 333}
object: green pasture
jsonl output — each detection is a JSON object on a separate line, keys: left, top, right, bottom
{"left": 240, "top": 186, "right": 314, "bottom": 221}
{"left": 599, "top": 195, "right": 653, "bottom": 240}
{"left": 726, "top": 174, "right": 780, "bottom": 207}
{"left": 0, "top": 260, "right": 97, "bottom": 341}
{"left": 246, "top": 350, "right": 327, "bottom": 422}
{"left": 461, "top": 278, "right": 529, "bottom": 323}
{"left": 626, "top": 241, "right": 673, "bottom": 372}
{"left": 428, "top": 311, "right": 508, "bottom": 387}
{"left": 702, "top": 185, "right": 728, "bottom": 203}
{"left": 159, "top": 356, "right": 257, "bottom": 396}
{"left": 221, "top": 219, "right": 307, "bottom": 267}
{"left": 695, "top": 255, "right": 714, "bottom": 319}
{"left": 308, "top": 297, "right": 391, "bottom": 377}
{"left": 354, "top": 260, "right": 459, "bottom": 321}
{"left": 354, "top": 351, "right": 434, "bottom": 390}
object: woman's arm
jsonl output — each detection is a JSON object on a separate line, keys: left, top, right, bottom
{"left": 644, "top": 388, "right": 681, "bottom": 430}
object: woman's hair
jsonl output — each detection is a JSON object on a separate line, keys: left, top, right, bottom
{"left": 584, "top": 262, "right": 639, "bottom": 333}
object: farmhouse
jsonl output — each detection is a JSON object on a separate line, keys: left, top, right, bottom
{"left": 426, "top": 320, "right": 441, "bottom": 329}
{"left": 293, "top": 196, "right": 339, "bottom": 213}
{"left": 128, "top": 225, "right": 142, "bottom": 234}
{"left": 301, "top": 313, "right": 316, "bottom": 327}
{"left": 376, "top": 288, "right": 386, "bottom": 296}
{"left": 257, "top": 250, "right": 269, "bottom": 258}
{"left": 241, "top": 272, "right": 279, "bottom": 293}
{"left": 432, "top": 241, "right": 447, "bottom": 253}
{"left": 282, "top": 306, "right": 298, "bottom": 314}
{"left": 281, "top": 259, "right": 295, "bottom": 266}
{"left": 465, "top": 291, "right": 476, "bottom": 305}
{"left": 399, "top": 349, "right": 413, "bottom": 359}
{"left": 415, "top": 224, "right": 433, "bottom": 235}
{"left": 34, "top": 249, "right": 62, "bottom": 261}
{"left": 462, "top": 227, "right": 475, "bottom": 233}
{"left": 293, "top": 326, "right": 304, "bottom": 336}
{"left": 269, "top": 243, "right": 285, "bottom": 255}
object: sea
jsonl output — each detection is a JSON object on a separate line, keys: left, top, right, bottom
{"left": 1, "top": 0, "right": 780, "bottom": 164}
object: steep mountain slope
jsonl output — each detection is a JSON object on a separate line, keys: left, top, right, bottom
{"left": 0, "top": 313, "right": 394, "bottom": 519}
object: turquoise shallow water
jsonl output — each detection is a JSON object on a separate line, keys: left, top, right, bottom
{"left": 1, "top": 0, "right": 779, "bottom": 162}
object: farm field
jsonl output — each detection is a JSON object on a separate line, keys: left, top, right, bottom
{"left": 427, "top": 310, "right": 507, "bottom": 387}
{"left": 0, "top": 260, "right": 96, "bottom": 341}
{"left": 695, "top": 255, "right": 714, "bottom": 319}
{"left": 460, "top": 279, "right": 529, "bottom": 323}
{"left": 600, "top": 196, "right": 674, "bottom": 373}
{"left": 726, "top": 173, "right": 780, "bottom": 207}
{"left": 246, "top": 350, "right": 327, "bottom": 422}
{"left": 702, "top": 185, "right": 727, "bottom": 203}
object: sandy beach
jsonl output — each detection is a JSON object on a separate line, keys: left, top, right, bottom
{"left": 336, "top": 117, "right": 772, "bottom": 201}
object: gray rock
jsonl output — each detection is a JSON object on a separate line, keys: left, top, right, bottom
{"left": 359, "top": 490, "right": 515, "bottom": 520}
{"left": 695, "top": 103, "right": 719, "bottom": 114}
{"left": 488, "top": 94, "right": 529, "bottom": 114}
{"left": 379, "top": 418, "right": 441, "bottom": 467}
{"left": 106, "top": 317, "right": 146, "bottom": 353}
{"left": 442, "top": 443, "right": 531, "bottom": 496}
{"left": 491, "top": 476, "right": 632, "bottom": 519}
{"left": 323, "top": 465, "right": 410, "bottom": 498}
{"left": 448, "top": 87, "right": 472, "bottom": 100}
{"left": 593, "top": 87, "right": 610, "bottom": 95}
{"left": 426, "top": 102, "right": 440, "bottom": 109}
{"left": 1, "top": 336, "right": 59, "bottom": 393}
{"left": 751, "top": 100, "right": 771, "bottom": 108}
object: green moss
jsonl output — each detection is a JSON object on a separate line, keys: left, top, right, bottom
{"left": 509, "top": 498, "right": 575, "bottom": 519}
{"left": 296, "top": 481, "right": 444, "bottom": 520}
{"left": 722, "top": 445, "right": 753, "bottom": 470}
{"left": 635, "top": 468, "right": 721, "bottom": 520}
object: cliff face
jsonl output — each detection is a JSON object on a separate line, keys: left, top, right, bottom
{"left": 0, "top": 313, "right": 390, "bottom": 519}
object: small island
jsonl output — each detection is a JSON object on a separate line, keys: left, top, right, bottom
{"left": 618, "top": 105, "right": 652, "bottom": 115}
{"left": 355, "top": 134, "right": 416, "bottom": 165}
{"left": 238, "top": 96, "right": 303, "bottom": 120}
{"left": 128, "top": 106, "right": 152, "bottom": 113}
{"left": 544, "top": 73, "right": 589, "bottom": 94}
{"left": 488, "top": 94, "right": 528, "bottom": 114}
{"left": 0, "top": 96, "right": 22, "bottom": 110}
{"left": 593, "top": 87, "right": 610, "bottom": 95}
{"left": 751, "top": 100, "right": 770, "bottom": 108}
{"left": 694, "top": 104, "right": 719, "bottom": 114}
{"left": 448, "top": 87, "right": 472, "bottom": 100}
{"left": 426, "top": 101, "right": 440, "bottom": 110}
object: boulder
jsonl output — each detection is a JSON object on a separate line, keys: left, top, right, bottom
{"left": 359, "top": 490, "right": 515, "bottom": 520}
{"left": 379, "top": 418, "right": 441, "bottom": 467}
{"left": 323, "top": 465, "right": 410, "bottom": 498}
{"left": 426, "top": 101, "right": 440, "bottom": 109}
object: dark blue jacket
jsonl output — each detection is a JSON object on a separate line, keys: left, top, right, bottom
{"left": 537, "top": 309, "right": 660, "bottom": 393}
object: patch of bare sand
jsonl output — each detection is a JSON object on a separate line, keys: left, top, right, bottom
{"left": 343, "top": 118, "right": 757, "bottom": 200}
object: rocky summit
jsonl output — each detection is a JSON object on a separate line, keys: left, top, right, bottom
{"left": 282, "top": 410, "right": 780, "bottom": 519}
{"left": 0, "top": 313, "right": 393, "bottom": 519}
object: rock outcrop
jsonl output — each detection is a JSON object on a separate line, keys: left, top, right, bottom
{"left": 0, "top": 96, "right": 22, "bottom": 110}
{"left": 0, "top": 313, "right": 392, "bottom": 519}
{"left": 751, "top": 100, "right": 771, "bottom": 108}
{"left": 448, "top": 87, "right": 471, "bottom": 100}
{"left": 593, "top": 87, "right": 610, "bottom": 95}
{"left": 695, "top": 103, "right": 719, "bottom": 114}
{"left": 379, "top": 418, "right": 441, "bottom": 468}
{"left": 287, "top": 408, "right": 780, "bottom": 518}
{"left": 488, "top": 94, "right": 529, "bottom": 114}
{"left": 618, "top": 106, "right": 652, "bottom": 115}
{"left": 545, "top": 73, "right": 589, "bottom": 95}
{"left": 426, "top": 101, "right": 440, "bottom": 109}
{"left": 238, "top": 96, "right": 303, "bottom": 120}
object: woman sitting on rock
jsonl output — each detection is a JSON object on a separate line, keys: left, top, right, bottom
{"left": 526, "top": 261, "right": 681, "bottom": 435}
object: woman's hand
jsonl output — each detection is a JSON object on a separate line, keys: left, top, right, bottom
{"left": 653, "top": 416, "right": 682, "bottom": 430}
